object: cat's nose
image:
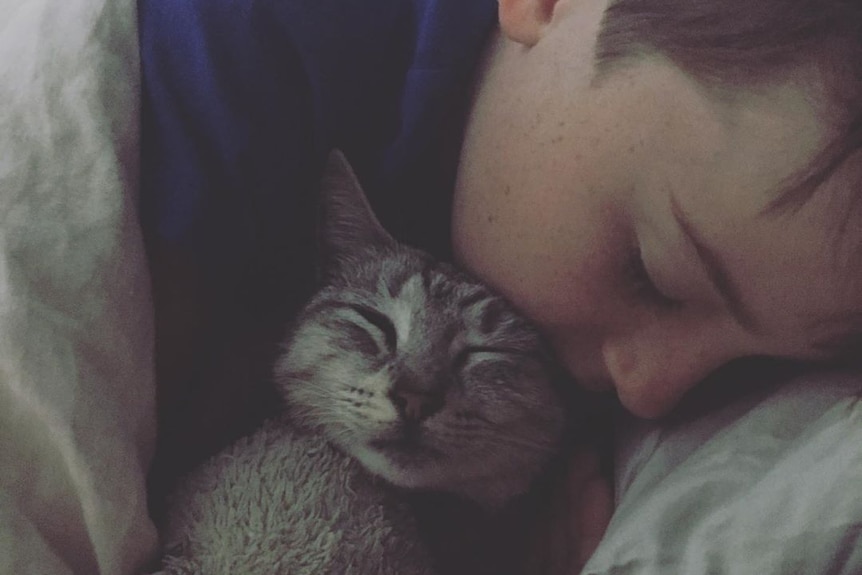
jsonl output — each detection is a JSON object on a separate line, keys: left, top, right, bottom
{"left": 389, "top": 388, "right": 443, "bottom": 423}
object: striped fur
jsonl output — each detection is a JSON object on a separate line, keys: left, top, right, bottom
{"left": 274, "top": 152, "right": 567, "bottom": 507}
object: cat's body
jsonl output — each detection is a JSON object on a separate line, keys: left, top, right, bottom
{"left": 157, "top": 151, "right": 571, "bottom": 574}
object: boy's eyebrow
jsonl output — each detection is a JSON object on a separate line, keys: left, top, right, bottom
{"left": 670, "top": 195, "right": 764, "bottom": 334}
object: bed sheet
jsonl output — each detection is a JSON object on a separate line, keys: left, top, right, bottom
{"left": 586, "top": 369, "right": 862, "bottom": 574}
{"left": 0, "top": 0, "right": 158, "bottom": 573}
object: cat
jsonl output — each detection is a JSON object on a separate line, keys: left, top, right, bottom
{"left": 156, "top": 150, "right": 573, "bottom": 575}
{"left": 275, "top": 150, "right": 569, "bottom": 509}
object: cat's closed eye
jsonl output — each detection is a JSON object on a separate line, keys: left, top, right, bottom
{"left": 340, "top": 303, "right": 397, "bottom": 357}
{"left": 452, "top": 346, "right": 525, "bottom": 371}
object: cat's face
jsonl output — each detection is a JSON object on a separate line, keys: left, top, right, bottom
{"left": 274, "top": 152, "right": 567, "bottom": 506}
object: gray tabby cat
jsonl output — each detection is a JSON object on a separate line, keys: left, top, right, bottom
{"left": 276, "top": 150, "right": 567, "bottom": 508}
{"left": 156, "top": 151, "right": 568, "bottom": 575}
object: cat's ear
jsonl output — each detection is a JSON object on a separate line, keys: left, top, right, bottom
{"left": 318, "top": 150, "right": 394, "bottom": 267}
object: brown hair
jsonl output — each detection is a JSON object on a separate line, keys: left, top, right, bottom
{"left": 593, "top": 0, "right": 861, "bottom": 214}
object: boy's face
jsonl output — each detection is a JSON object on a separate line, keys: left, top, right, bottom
{"left": 452, "top": 5, "right": 860, "bottom": 418}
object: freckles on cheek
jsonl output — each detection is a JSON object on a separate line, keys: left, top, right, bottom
{"left": 473, "top": 225, "right": 611, "bottom": 328}
{"left": 456, "top": 224, "right": 552, "bottom": 327}
{"left": 456, "top": 196, "right": 539, "bottom": 280}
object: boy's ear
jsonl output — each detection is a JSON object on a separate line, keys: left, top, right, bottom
{"left": 498, "top": 0, "right": 560, "bottom": 46}
{"left": 318, "top": 150, "right": 393, "bottom": 271}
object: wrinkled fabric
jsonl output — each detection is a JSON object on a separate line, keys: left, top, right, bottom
{"left": 586, "top": 370, "right": 862, "bottom": 575}
{"left": 0, "top": 0, "right": 158, "bottom": 573}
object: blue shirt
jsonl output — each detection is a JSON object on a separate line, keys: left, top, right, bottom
{"left": 140, "top": 0, "right": 496, "bottom": 252}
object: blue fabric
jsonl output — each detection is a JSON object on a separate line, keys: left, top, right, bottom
{"left": 139, "top": 0, "right": 496, "bottom": 313}
{"left": 139, "top": 0, "right": 496, "bottom": 254}
{"left": 137, "top": 0, "right": 497, "bottom": 457}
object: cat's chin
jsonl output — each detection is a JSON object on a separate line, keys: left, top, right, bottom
{"left": 346, "top": 442, "right": 528, "bottom": 511}
{"left": 349, "top": 441, "right": 435, "bottom": 478}
{"left": 369, "top": 436, "right": 445, "bottom": 461}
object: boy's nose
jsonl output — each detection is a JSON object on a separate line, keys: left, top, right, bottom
{"left": 601, "top": 329, "right": 738, "bottom": 418}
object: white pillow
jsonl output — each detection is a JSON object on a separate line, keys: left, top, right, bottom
{"left": 0, "top": 1, "right": 158, "bottom": 573}
{"left": 586, "top": 369, "right": 862, "bottom": 574}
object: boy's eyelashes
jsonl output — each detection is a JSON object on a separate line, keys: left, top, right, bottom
{"left": 624, "top": 244, "right": 684, "bottom": 311}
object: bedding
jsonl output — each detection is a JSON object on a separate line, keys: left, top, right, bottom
{"left": 586, "top": 369, "right": 862, "bottom": 574}
{"left": 0, "top": 0, "right": 158, "bottom": 573}
{"left": 2, "top": 0, "right": 861, "bottom": 573}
